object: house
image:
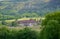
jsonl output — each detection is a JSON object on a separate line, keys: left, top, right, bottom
{"left": 17, "top": 19, "right": 39, "bottom": 26}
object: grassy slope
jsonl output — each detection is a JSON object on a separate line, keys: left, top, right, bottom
{"left": 5, "top": 17, "right": 41, "bottom": 23}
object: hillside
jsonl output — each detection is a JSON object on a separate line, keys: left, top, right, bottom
{"left": 0, "top": 0, "right": 60, "bottom": 20}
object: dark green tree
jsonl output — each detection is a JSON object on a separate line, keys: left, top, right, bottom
{"left": 42, "top": 11, "right": 60, "bottom": 26}
{"left": 40, "top": 20, "right": 60, "bottom": 39}
{"left": 11, "top": 21, "right": 17, "bottom": 26}
{"left": 17, "top": 27, "right": 39, "bottom": 39}
{"left": 41, "top": 12, "right": 60, "bottom": 39}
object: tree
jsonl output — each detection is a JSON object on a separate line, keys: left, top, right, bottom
{"left": 0, "top": 27, "right": 39, "bottom": 39}
{"left": 11, "top": 21, "right": 18, "bottom": 26}
{"left": 41, "top": 11, "right": 60, "bottom": 39}
{"left": 1, "top": 15, "right": 6, "bottom": 25}
{"left": 42, "top": 11, "right": 60, "bottom": 26}
{"left": 22, "top": 13, "right": 39, "bottom": 18}
{"left": 40, "top": 20, "right": 60, "bottom": 39}
{"left": 17, "top": 27, "right": 39, "bottom": 39}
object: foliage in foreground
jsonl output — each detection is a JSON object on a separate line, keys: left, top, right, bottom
{"left": 0, "top": 27, "right": 39, "bottom": 39}
{"left": 40, "top": 12, "right": 60, "bottom": 39}
{"left": 42, "top": 11, "right": 60, "bottom": 26}
{"left": 40, "top": 20, "right": 60, "bottom": 39}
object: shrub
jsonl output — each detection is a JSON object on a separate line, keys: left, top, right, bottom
{"left": 0, "top": 27, "right": 39, "bottom": 39}
{"left": 42, "top": 11, "right": 60, "bottom": 26}
{"left": 40, "top": 20, "right": 60, "bottom": 39}
{"left": 41, "top": 12, "right": 60, "bottom": 39}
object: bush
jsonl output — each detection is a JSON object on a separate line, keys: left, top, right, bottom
{"left": 0, "top": 27, "right": 10, "bottom": 39}
{"left": 0, "top": 27, "right": 39, "bottom": 39}
{"left": 41, "top": 12, "right": 60, "bottom": 39}
{"left": 42, "top": 11, "right": 60, "bottom": 26}
{"left": 40, "top": 20, "right": 60, "bottom": 39}
{"left": 11, "top": 21, "right": 18, "bottom": 26}
{"left": 17, "top": 27, "right": 39, "bottom": 39}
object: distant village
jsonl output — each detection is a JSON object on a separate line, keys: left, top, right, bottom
{"left": 17, "top": 19, "right": 40, "bottom": 26}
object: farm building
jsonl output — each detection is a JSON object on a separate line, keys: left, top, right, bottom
{"left": 17, "top": 19, "right": 40, "bottom": 26}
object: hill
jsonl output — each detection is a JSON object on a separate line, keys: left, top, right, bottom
{"left": 0, "top": 0, "right": 60, "bottom": 20}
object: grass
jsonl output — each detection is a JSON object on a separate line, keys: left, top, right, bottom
{"left": 5, "top": 17, "right": 41, "bottom": 23}
{"left": 4, "top": 26, "right": 41, "bottom": 32}
{"left": 0, "top": 17, "right": 42, "bottom": 31}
